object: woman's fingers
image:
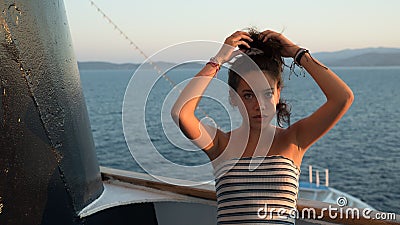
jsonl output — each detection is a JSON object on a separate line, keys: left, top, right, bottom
{"left": 230, "top": 31, "right": 250, "bottom": 38}
{"left": 216, "top": 31, "right": 253, "bottom": 63}
{"left": 259, "top": 29, "right": 299, "bottom": 57}
{"left": 239, "top": 33, "right": 253, "bottom": 42}
{"left": 236, "top": 40, "right": 251, "bottom": 49}
{"left": 226, "top": 31, "right": 253, "bottom": 46}
{"left": 260, "top": 30, "right": 282, "bottom": 43}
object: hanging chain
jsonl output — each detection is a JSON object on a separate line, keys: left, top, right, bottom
{"left": 88, "top": 0, "right": 215, "bottom": 122}
{"left": 88, "top": 0, "right": 176, "bottom": 86}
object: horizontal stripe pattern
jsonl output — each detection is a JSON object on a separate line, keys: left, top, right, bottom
{"left": 214, "top": 156, "right": 300, "bottom": 225}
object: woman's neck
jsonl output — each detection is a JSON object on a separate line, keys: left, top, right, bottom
{"left": 236, "top": 124, "right": 276, "bottom": 145}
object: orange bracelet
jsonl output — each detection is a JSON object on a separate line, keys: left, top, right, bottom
{"left": 206, "top": 61, "right": 220, "bottom": 72}
{"left": 207, "top": 57, "right": 221, "bottom": 77}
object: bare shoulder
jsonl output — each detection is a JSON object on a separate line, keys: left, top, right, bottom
{"left": 271, "top": 125, "right": 304, "bottom": 167}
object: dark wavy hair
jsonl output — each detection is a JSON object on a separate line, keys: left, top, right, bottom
{"left": 228, "top": 28, "right": 291, "bottom": 127}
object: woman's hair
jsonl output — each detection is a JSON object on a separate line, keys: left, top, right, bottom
{"left": 228, "top": 28, "right": 291, "bottom": 127}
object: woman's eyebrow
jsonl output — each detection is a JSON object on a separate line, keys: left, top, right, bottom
{"left": 241, "top": 88, "right": 274, "bottom": 93}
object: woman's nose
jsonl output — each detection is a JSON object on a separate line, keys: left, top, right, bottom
{"left": 255, "top": 98, "right": 267, "bottom": 110}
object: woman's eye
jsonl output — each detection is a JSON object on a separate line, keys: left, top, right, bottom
{"left": 243, "top": 94, "right": 253, "bottom": 100}
{"left": 265, "top": 92, "right": 273, "bottom": 98}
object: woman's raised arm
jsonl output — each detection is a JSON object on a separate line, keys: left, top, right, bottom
{"left": 171, "top": 31, "right": 252, "bottom": 157}
{"left": 261, "top": 30, "right": 354, "bottom": 151}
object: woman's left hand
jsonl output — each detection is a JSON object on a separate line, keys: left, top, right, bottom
{"left": 259, "top": 30, "right": 300, "bottom": 58}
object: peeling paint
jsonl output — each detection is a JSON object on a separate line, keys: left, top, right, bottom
{"left": 1, "top": 3, "right": 64, "bottom": 153}
{"left": 1, "top": 3, "right": 20, "bottom": 43}
{"left": 51, "top": 148, "right": 63, "bottom": 164}
{"left": 2, "top": 5, "right": 67, "bottom": 155}
{"left": 7, "top": 3, "right": 21, "bottom": 26}
{"left": 0, "top": 196, "right": 3, "bottom": 214}
{"left": 1, "top": 2, "right": 73, "bottom": 208}
{"left": 1, "top": 81, "right": 5, "bottom": 126}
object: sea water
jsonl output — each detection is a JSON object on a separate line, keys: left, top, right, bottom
{"left": 80, "top": 66, "right": 400, "bottom": 214}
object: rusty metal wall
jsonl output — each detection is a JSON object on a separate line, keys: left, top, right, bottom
{"left": 0, "top": 1, "right": 103, "bottom": 224}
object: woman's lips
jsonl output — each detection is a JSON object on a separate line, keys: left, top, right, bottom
{"left": 252, "top": 115, "right": 268, "bottom": 121}
{"left": 253, "top": 115, "right": 267, "bottom": 118}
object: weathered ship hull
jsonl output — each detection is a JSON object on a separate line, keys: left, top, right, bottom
{"left": 0, "top": 1, "right": 103, "bottom": 224}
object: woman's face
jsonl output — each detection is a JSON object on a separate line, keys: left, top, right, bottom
{"left": 232, "top": 71, "right": 281, "bottom": 130}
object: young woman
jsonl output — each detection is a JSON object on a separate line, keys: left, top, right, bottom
{"left": 171, "top": 29, "right": 353, "bottom": 224}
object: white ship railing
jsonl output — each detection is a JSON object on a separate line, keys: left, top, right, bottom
{"left": 100, "top": 167, "right": 400, "bottom": 225}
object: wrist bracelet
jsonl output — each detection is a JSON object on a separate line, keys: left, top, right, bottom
{"left": 294, "top": 48, "right": 309, "bottom": 67}
{"left": 293, "top": 48, "right": 303, "bottom": 59}
{"left": 289, "top": 48, "right": 328, "bottom": 78}
{"left": 206, "top": 57, "right": 221, "bottom": 76}
{"left": 209, "top": 57, "right": 221, "bottom": 66}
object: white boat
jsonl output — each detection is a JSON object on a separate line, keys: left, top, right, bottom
{"left": 299, "top": 182, "right": 375, "bottom": 210}
{"left": 298, "top": 165, "right": 375, "bottom": 210}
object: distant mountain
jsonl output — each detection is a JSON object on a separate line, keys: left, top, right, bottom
{"left": 78, "top": 47, "right": 400, "bottom": 70}
{"left": 77, "top": 61, "right": 204, "bottom": 70}
{"left": 321, "top": 53, "right": 400, "bottom": 67}
{"left": 313, "top": 47, "right": 400, "bottom": 67}
{"left": 77, "top": 61, "right": 139, "bottom": 70}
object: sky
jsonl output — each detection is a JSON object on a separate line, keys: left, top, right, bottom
{"left": 64, "top": 0, "right": 400, "bottom": 64}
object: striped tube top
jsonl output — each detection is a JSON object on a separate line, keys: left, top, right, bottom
{"left": 214, "top": 155, "right": 301, "bottom": 225}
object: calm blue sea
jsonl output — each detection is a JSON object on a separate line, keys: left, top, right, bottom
{"left": 80, "top": 66, "right": 400, "bottom": 214}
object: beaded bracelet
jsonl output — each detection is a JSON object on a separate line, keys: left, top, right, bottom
{"left": 294, "top": 48, "right": 309, "bottom": 67}
{"left": 206, "top": 57, "right": 221, "bottom": 76}
{"left": 289, "top": 48, "right": 329, "bottom": 79}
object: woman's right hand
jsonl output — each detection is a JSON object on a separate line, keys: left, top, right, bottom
{"left": 215, "top": 31, "right": 253, "bottom": 64}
